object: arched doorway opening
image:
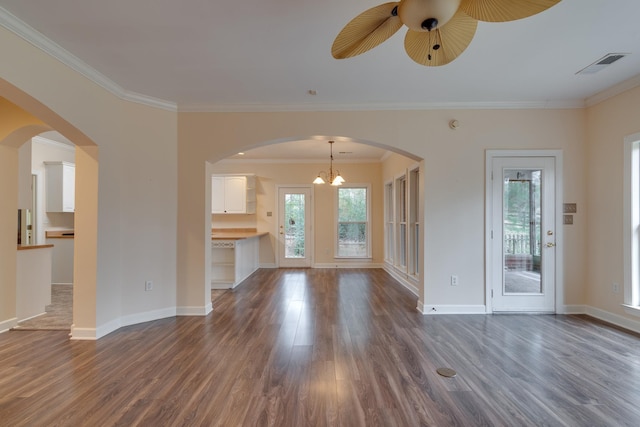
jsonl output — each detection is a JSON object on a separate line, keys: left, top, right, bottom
{"left": 0, "top": 82, "right": 98, "bottom": 339}
{"left": 205, "top": 136, "right": 425, "bottom": 307}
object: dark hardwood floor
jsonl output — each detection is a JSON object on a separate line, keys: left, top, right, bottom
{"left": 2, "top": 268, "right": 640, "bottom": 426}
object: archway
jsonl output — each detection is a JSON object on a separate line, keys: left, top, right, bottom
{"left": 205, "top": 135, "right": 425, "bottom": 307}
{"left": 0, "top": 83, "right": 98, "bottom": 339}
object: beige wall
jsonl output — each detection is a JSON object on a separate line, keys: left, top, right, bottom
{"left": 179, "top": 108, "right": 587, "bottom": 311}
{"left": 211, "top": 161, "right": 386, "bottom": 266}
{"left": 7, "top": 15, "right": 640, "bottom": 336}
{"left": 585, "top": 85, "right": 640, "bottom": 323}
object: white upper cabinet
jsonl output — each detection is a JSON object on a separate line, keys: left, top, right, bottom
{"left": 44, "top": 161, "right": 75, "bottom": 213}
{"left": 212, "top": 175, "right": 256, "bottom": 214}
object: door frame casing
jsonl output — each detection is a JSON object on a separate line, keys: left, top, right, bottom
{"left": 275, "top": 185, "right": 314, "bottom": 267}
{"left": 485, "top": 150, "right": 564, "bottom": 314}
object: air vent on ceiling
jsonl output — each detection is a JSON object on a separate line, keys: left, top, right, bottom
{"left": 576, "top": 53, "right": 629, "bottom": 75}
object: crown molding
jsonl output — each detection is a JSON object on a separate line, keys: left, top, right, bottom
{"left": 585, "top": 73, "right": 640, "bottom": 108}
{"left": 178, "top": 99, "right": 585, "bottom": 113}
{"left": 217, "top": 157, "right": 384, "bottom": 165}
{"left": 0, "top": 6, "right": 177, "bottom": 112}
{"left": 31, "top": 135, "right": 75, "bottom": 151}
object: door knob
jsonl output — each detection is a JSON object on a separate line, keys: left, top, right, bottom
{"left": 547, "top": 230, "right": 553, "bottom": 236}
{"left": 545, "top": 242, "right": 556, "bottom": 248}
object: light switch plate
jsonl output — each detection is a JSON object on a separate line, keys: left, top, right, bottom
{"left": 564, "top": 215, "right": 573, "bottom": 225}
{"left": 563, "top": 203, "right": 577, "bottom": 213}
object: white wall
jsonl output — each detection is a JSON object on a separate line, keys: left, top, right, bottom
{"left": 0, "top": 25, "right": 178, "bottom": 338}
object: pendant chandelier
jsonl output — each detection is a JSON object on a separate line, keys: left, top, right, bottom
{"left": 313, "top": 140, "right": 345, "bottom": 186}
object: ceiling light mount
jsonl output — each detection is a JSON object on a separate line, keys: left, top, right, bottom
{"left": 313, "top": 141, "right": 345, "bottom": 186}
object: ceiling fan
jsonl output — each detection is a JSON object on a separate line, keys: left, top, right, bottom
{"left": 331, "top": 0, "right": 561, "bottom": 66}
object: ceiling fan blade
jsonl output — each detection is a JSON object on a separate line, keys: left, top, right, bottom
{"left": 460, "top": 0, "right": 561, "bottom": 23}
{"left": 404, "top": 9, "right": 477, "bottom": 66}
{"left": 332, "top": 3, "right": 403, "bottom": 59}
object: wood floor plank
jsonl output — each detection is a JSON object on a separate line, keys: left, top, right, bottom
{"left": 3, "top": 268, "right": 640, "bottom": 426}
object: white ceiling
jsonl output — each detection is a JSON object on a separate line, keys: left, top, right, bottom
{"left": 2, "top": 0, "right": 639, "bottom": 159}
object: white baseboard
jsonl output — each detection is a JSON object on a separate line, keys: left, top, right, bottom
{"left": 561, "top": 304, "right": 586, "bottom": 314}
{"left": 120, "top": 307, "right": 177, "bottom": 328}
{"left": 383, "top": 265, "right": 419, "bottom": 296}
{"left": 0, "top": 317, "right": 18, "bottom": 334}
{"left": 17, "top": 311, "right": 47, "bottom": 323}
{"left": 259, "top": 263, "right": 277, "bottom": 269}
{"left": 418, "top": 304, "right": 487, "bottom": 315}
{"left": 313, "top": 262, "right": 383, "bottom": 269}
{"left": 71, "top": 326, "right": 98, "bottom": 340}
{"left": 584, "top": 305, "right": 640, "bottom": 334}
{"left": 86, "top": 307, "right": 181, "bottom": 340}
{"left": 177, "top": 303, "right": 213, "bottom": 316}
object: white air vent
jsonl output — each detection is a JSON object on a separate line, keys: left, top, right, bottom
{"left": 576, "top": 53, "right": 629, "bottom": 75}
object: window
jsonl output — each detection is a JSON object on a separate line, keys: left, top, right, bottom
{"left": 408, "top": 167, "right": 420, "bottom": 276}
{"left": 396, "top": 175, "right": 407, "bottom": 270}
{"left": 624, "top": 133, "right": 640, "bottom": 315}
{"left": 384, "top": 181, "right": 394, "bottom": 263}
{"left": 337, "top": 186, "right": 370, "bottom": 258}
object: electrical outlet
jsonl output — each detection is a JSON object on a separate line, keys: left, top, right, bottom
{"left": 450, "top": 275, "right": 458, "bottom": 286}
{"left": 613, "top": 282, "right": 620, "bottom": 293}
{"left": 145, "top": 280, "right": 153, "bottom": 291}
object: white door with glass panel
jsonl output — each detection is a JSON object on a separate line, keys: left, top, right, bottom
{"left": 491, "top": 157, "right": 556, "bottom": 312}
{"left": 278, "top": 187, "right": 312, "bottom": 267}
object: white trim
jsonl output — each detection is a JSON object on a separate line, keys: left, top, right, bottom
{"left": 217, "top": 158, "right": 385, "bottom": 165}
{"left": 584, "top": 306, "right": 640, "bottom": 335}
{"left": 32, "top": 135, "right": 75, "bottom": 151}
{"left": 0, "top": 6, "right": 590, "bottom": 114}
{"left": 176, "top": 303, "right": 213, "bottom": 316}
{"left": 0, "top": 317, "right": 18, "bottom": 333}
{"left": 313, "top": 262, "right": 383, "bottom": 269}
{"left": 383, "top": 264, "right": 419, "bottom": 296}
{"left": 585, "top": 74, "right": 640, "bottom": 107}
{"left": 562, "top": 305, "right": 586, "bottom": 314}
{"left": 177, "top": 100, "right": 586, "bottom": 113}
{"left": 622, "top": 304, "right": 640, "bottom": 317}
{"left": 0, "top": 6, "right": 176, "bottom": 112}
{"left": 418, "top": 304, "right": 487, "bottom": 315}
{"left": 16, "top": 311, "right": 47, "bottom": 323}
{"left": 485, "top": 150, "right": 564, "bottom": 314}
{"left": 276, "top": 185, "right": 314, "bottom": 268}
{"left": 335, "top": 183, "right": 372, "bottom": 259}
{"left": 86, "top": 306, "right": 182, "bottom": 340}
{"left": 71, "top": 326, "right": 98, "bottom": 340}
{"left": 259, "top": 263, "right": 278, "bottom": 269}
{"left": 623, "top": 133, "right": 640, "bottom": 309}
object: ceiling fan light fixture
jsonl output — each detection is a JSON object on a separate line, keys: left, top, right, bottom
{"left": 398, "top": 0, "right": 462, "bottom": 32}
{"left": 332, "top": 0, "right": 562, "bottom": 66}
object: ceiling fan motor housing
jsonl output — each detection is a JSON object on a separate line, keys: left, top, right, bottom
{"left": 398, "top": 0, "right": 462, "bottom": 31}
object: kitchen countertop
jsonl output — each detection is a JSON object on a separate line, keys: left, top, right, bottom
{"left": 45, "top": 230, "right": 75, "bottom": 239}
{"left": 17, "top": 244, "right": 54, "bottom": 251}
{"left": 211, "top": 228, "right": 268, "bottom": 240}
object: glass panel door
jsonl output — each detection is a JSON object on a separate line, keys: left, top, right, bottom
{"left": 503, "top": 169, "right": 542, "bottom": 294}
{"left": 278, "top": 187, "right": 312, "bottom": 267}
{"left": 491, "top": 157, "right": 555, "bottom": 312}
